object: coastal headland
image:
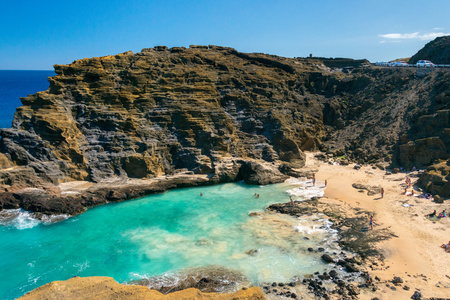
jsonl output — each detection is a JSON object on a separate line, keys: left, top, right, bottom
{"left": 1, "top": 40, "right": 449, "bottom": 216}
{"left": 2, "top": 37, "right": 450, "bottom": 299}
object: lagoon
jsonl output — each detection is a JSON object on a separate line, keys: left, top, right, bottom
{"left": 0, "top": 180, "right": 336, "bottom": 299}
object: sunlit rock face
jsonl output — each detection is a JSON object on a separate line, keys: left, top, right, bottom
{"left": 0, "top": 42, "right": 449, "bottom": 198}
{"left": 17, "top": 276, "right": 266, "bottom": 300}
{"left": 1, "top": 46, "right": 320, "bottom": 185}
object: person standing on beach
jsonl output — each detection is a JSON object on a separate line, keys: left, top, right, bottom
{"left": 290, "top": 196, "right": 294, "bottom": 207}
{"left": 325, "top": 179, "right": 327, "bottom": 187}
{"left": 312, "top": 173, "right": 316, "bottom": 186}
{"left": 381, "top": 188, "right": 384, "bottom": 198}
{"left": 369, "top": 215, "right": 374, "bottom": 230}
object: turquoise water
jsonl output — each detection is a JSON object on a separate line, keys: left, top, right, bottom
{"left": 0, "top": 181, "right": 335, "bottom": 299}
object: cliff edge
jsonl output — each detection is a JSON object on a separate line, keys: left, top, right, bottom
{"left": 0, "top": 41, "right": 449, "bottom": 214}
{"left": 18, "top": 276, "right": 265, "bottom": 300}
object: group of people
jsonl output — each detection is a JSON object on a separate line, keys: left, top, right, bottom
{"left": 401, "top": 176, "right": 416, "bottom": 196}
{"left": 311, "top": 174, "right": 327, "bottom": 187}
{"left": 425, "top": 210, "right": 447, "bottom": 219}
{"left": 440, "top": 241, "right": 450, "bottom": 252}
{"left": 402, "top": 188, "right": 416, "bottom": 196}
{"left": 405, "top": 176, "right": 412, "bottom": 188}
{"left": 418, "top": 193, "right": 433, "bottom": 200}
{"left": 253, "top": 193, "right": 260, "bottom": 198}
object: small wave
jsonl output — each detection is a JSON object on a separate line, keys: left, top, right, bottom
{"left": 288, "top": 187, "right": 324, "bottom": 199}
{"left": 0, "top": 209, "right": 70, "bottom": 229}
{"left": 73, "top": 260, "right": 90, "bottom": 272}
{"left": 285, "top": 178, "right": 326, "bottom": 200}
{"left": 294, "top": 214, "right": 339, "bottom": 249}
{"left": 40, "top": 214, "right": 71, "bottom": 224}
{"left": 284, "top": 177, "right": 308, "bottom": 184}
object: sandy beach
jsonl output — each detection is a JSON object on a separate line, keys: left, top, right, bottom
{"left": 306, "top": 153, "right": 450, "bottom": 299}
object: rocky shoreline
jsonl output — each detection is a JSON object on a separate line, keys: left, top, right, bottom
{"left": 3, "top": 38, "right": 450, "bottom": 299}
{"left": 1, "top": 44, "right": 449, "bottom": 212}
{"left": 263, "top": 199, "right": 390, "bottom": 299}
{"left": 14, "top": 190, "right": 381, "bottom": 300}
{"left": 18, "top": 276, "right": 266, "bottom": 300}
{"left": 1, "top": 159, "right": 304, "bottom": 217}
{"left": 11, "top": 163, "right": 450, "bottom": 300}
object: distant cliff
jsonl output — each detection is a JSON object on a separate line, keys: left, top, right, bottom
{"left": 1, "top": 41, "right": 449, "bottom": 213}
{"left": 409, "top": 35, "right": 450, "bottom": 64}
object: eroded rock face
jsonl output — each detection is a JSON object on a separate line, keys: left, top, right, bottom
{"left": 1, "top": 47, "right": 319, "bottom": 187}
{"left": 409, "top": 35, "right": 450, "bottom": 64}
{"left": 397, "top": 110, "right": 450, "bottom": 168}
{"left": 0, "top": 43, "right": 449, "bottom": 208}
{"left": 418, "top": 159, "right": 450, "bottom": 198}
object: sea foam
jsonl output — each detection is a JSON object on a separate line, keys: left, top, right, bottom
{"left": 285, "top": 177, "right": 326, "bottom": 200}
{"left": 0, "top": 209, "right": 70, "bottom": 229}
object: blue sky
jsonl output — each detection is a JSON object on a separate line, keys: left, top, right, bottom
{"left": 1, "top": 0, "right": 449, "bottom": 70}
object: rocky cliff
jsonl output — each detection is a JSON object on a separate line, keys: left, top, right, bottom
{"left": 409, "top": 35, "right": 450, "bottom": 64}
{"left": 1, "top": 41, "right": 449, "bottom": 213}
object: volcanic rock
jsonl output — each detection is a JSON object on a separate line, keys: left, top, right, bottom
{"left": 17, "top": 276, "right": 265, "bottom": 300}
{"left": 0, "top": 40, "right": 450, "bottom": 214}
{"left": 409, "top": 35, "right": 450, "bottom": 64}
{"left": 321, "top": 254, "right": 335, "bottom": 264}
{"left": 418, "top": 159, "right": 450, "bottom": 198}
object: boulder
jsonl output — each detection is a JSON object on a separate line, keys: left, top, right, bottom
{"left": 434, "top": 195, "right": 443, "bottom": 203}
{"left": 418, "top": 159, "right": 450, "bottom": 198}
{"left": 352, "top": 183, "right": 382, "bottom": 196}
{"left": 321, "top": 254, "right": 335, "bottom": 264}
{"left": 411, "top": 291, "right": 422, "bottom": 300}
{"left": 392, "top": 276, "right": 403, "bottom": 284}
{"left": 238, "top": 161, "right": 288, "bottom": 185}
{"left": 0, "top": 192, "right": 20, "bottom": 210}
{"left": 398, "top": 137, "right": 447, "bottom": 168}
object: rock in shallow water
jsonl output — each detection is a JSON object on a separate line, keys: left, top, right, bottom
{"left": 130, "top": 266, "right": 251, "bottom": 294}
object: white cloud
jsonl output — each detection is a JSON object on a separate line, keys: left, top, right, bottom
{"left": 379, "top": 31, "right": 450, "bottom": 41}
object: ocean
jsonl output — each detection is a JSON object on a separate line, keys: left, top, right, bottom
{"left": 0, "top": 70, "right": 55, "bottom": 129}
{"left": 0, "top": 71, "right": 339, "bottom": 299}
{"left": 0, "top": 180, "right": 336, "bottom": 300}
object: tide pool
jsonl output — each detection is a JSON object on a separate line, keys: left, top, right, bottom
{"left": 0, "top": 181, "right": 336, "bottom": 299}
